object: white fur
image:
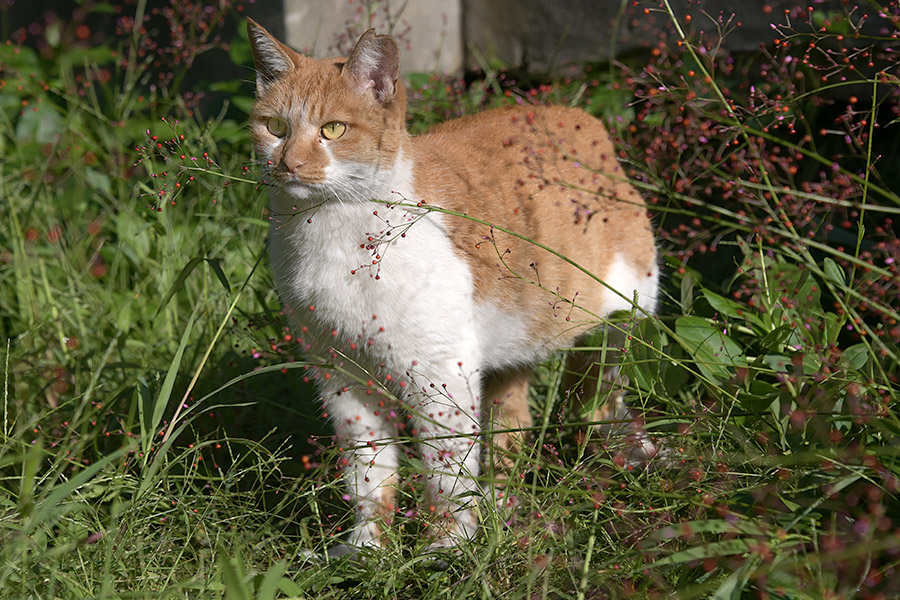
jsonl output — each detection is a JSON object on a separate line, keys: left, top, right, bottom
{"left": 268, "top": 153, "right": 483, "bottom": 546}
{"left": 475, "top": 301, "right": 543, "bottom": 370}
{"left": 601, "top": 252, "right": 659, "bottom": 315}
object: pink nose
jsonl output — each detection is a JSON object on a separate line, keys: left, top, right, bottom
{"left": 282, "top": 145, "right": 309, "bottom": 174}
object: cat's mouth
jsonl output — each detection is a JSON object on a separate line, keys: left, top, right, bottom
{"left": 280, "top": 180, "right": 315, "bottom": 198}
{"left": 270, "top": 176, "right": 332, "bottom": 202}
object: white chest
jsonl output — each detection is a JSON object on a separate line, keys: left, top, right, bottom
{"left": 268, "top": 201, "right": 478, "bottom": 368}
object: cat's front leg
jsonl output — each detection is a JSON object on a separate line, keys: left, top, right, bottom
{"left": 322, "top": 380, "right": 402, "bottom": 550}
{"left": 405, "top": 360, "right": 483, "bottom": 548}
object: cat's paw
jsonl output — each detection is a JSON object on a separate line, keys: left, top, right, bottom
{"left": 423, "top": 507, "right": 477, "bottom": 551}
{"left": 491, "top": 486, "right": 521, "bottom": 514}
{"left": 601, "top": 428, "right": 671, "bottom": 470}
{"left": 325, "top": 538, "right": 386, "bottom": 564}
{"left": 326, "top": 542, "right": 362, "bottom": 560}
{"left": 421, "top": 531, "right": 466, "bottom": 570}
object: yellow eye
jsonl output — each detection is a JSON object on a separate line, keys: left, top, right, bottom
{"left": 266, "top": 117, "right": 288, "bottom": 137}
{"left": 321, "top": 121, "right": 346, "bottom": 140}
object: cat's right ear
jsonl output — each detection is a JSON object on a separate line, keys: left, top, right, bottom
{"left": 247, "top": 18, "right": 296, "bottom": 95}
{"left": 343, "top": 29, "right": 400, "bottom": 106}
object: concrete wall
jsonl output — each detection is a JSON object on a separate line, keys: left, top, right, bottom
{"left": 462, "top": 0, "right": 855, "bottom": 72}
{"left": 275, "top": 0, "right": 857, "bottom": 75}
{"left": 282, "top": 0, "right": 462, "bottom": 74}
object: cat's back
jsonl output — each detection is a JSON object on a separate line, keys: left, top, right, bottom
{"left": 413, "top": 104, "right": 617, "bottom": 178}
{"left": 411, "top": 104, "right": 658, "bottom": 345}
{"left": 411, "top": 104, "right": 643, "bottom": 226}
{"left": 415, "top": 104, "right": 610, "bottom": 148}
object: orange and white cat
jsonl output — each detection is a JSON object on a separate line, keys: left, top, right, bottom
{"left": 247, "top": 19, "right": 658, "bottom": 552}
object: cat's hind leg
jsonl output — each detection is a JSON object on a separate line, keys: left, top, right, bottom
{"left": 563, "top": 342, "right": 659, "bottom": 462}
{"left": 482, "top": 366, "right": 532, "bottom": 509}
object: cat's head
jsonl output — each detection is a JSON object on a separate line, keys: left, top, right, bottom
{"left": 247, "top": 19, "right": 408, "bottom": 203}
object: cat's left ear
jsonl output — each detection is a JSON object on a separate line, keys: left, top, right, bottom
{"left": 247, "top": 18, "right": 297, "bottom": 95}
{"left": 343, "top": 30, "right": 400, "bottom": 106}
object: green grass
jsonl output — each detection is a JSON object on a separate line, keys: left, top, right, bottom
{"left": 2, "top": 2, "right": 900, "bottom": 598}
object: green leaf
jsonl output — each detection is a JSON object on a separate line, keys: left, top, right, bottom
{"left": 90, "top": 2, "right": 117, "bottom": 13}
{"left": 799, "top": 353, "right": 823, "bottom": 376}
{"left": 823, "top": 257, "right": 845, "bottom": 286}
{"left": 155, "top": 257, "right": 230, "bottom": 318}
{"left": 763, "top": 354, "right": 789, "bottom": 373}
{"left": 712, "top": 555, "right": 760, "bottom": 600}
{"left": 229, "top": 22, "right": 253, "bottom": 67}
{"left": 824, "top": 312, "right": 842, "bottom": 345}
{"left": 650, "top": 519, "right": 764, "bottom": 539}
{"left": 208, "top": 80, "right": 243, "bottom": 93}
{"left": 0, "top": 43, "right": 41, "bottom": 71}
{"left": 231, "top": 96, "right": 255, "bottom": 115}
{"left": 15, "top": 101, "right": 64, "bottom": 144}
{"left": 45, "top": 21, "right": 63, "bottom": 48}
{"left": 256, "top": 561, "right": 288, "bottom": 600}
{"left": 136, "top": 376, "right": 153, "bottom": 450}
{"left": 650, "top": 538, "right": 754, "bottom": 568}
{"left": 84, "top": 168, "right": 112, "bottom": 195}
{"left": 759, "top": 325, "right": 793, "bottom": 351}
{"left": 25, "top": 444, "right": 132, "bottom": 536}
{"left": 205, "top": 258, "right": 231, "bottom": 294}
{"left": 278, "top": 578, "right": 304, "bottom": 596}
{"left": 624, "top": 318, "right": 665, "bottom": 392}
{"left": 155, "top": 257, "right": 203, "bottom": 319}
{"left": 661, "top": 345, "right": 691, "bottom": 396}
{"left": 675, "top": 316, "right": 747, "bottom": 383}
{"left": 58, "top": 46, "right": 115, "bottom": 72}
{"left": 680, "top": 273, "right": 694, "bottom": 315}
{"left": 17, "top": 443, "right": 44, "bottom": 518}
{"left": 702, "top": 288, "right": 763, "bottom": 330}
{"left": 218, "top": 541, "right": 251, "bottom": 600}
{"left": 813, "top": 9, "right": 851, "bottom": 35}
{"left": 739, "top": 379, "right": 779, "bottom": 413}
{"left": 662, "top": 363, "right": 691, "bottom": 396}
{"left": 841, "top": 343, "right": 870, "bottom": 370}
{"left": 779, "top": 495, "right": 802, "bottom": 512}
{"left": 115, "top": 300, "right": 133, "bottom": 331}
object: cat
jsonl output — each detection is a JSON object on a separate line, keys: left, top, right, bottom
{"left": 246, "top": 18, "right": 659, "bottom": 552}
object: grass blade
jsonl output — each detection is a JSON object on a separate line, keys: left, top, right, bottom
{"left": 143, "top": 307, "right": 197, "bottom": 460}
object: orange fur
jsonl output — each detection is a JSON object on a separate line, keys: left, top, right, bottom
{"left": 414, "top": 105, "right": 657, "bottom": 344}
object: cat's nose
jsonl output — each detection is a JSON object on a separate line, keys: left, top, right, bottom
{"left": 283, "top": 156, "right": 304, "bottom": 173}
{"left": 282, "top": 145, "right": 308, "bottom": 174}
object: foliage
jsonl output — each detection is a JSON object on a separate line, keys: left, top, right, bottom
{"left": 1, "top": 0, "right": 899, "bottom": 598}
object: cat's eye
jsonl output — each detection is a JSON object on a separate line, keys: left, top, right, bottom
{"left": 266, "top": 117, "right": 288, "bottom": 138}
{"left": 321, "top": 121, "right": 347, "bottom": 140}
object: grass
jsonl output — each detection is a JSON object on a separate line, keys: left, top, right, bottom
{"left": 2, "top": 1, "right": 899, "bottom": 598}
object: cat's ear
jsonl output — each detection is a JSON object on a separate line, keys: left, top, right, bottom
{"left": 247, "top": 18, "right": 296, "bottom": 95}
{"left": 343, "top": 29, "right": 400, "bottom": 106}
